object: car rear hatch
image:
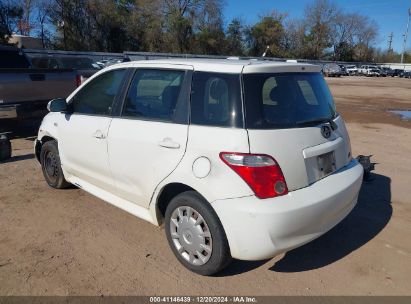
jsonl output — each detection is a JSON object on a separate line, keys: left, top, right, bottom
{"left": 242, "top": 64, "right": 352, "bottom": 191}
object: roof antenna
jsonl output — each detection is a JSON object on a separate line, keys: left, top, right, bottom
{"left": 262, "top": 45, "right": 270, "bottom": 57}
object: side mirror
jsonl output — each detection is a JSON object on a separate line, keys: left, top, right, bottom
{"left": 47, "top": 98, "right": 67, "bottom": 113}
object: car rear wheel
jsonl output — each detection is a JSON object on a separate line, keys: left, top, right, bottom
{"left": 40, "top": 140, "right": 70, "bottom": 189}
{"left": 165, "top": 191, "right": 232, "bottom": 275}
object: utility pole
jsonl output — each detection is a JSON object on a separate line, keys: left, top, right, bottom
{"left": 400, "top": 8, "right": 411, "bottom": 64}
{"left": 388, "top": 32, "right": 393, "bottom": 52}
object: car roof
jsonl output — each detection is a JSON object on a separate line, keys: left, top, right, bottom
{"left": 112, "top": 58, "right": 321, "bottom": 74}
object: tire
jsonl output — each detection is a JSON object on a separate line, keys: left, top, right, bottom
{"left": 0, "top": 138, "right": 12, "bottom": 161}
{"left": 40, "top": 140, "right": 70, "bottom": 189}
{"left": 165, "top": 191, "right": 232, "bottom": 276}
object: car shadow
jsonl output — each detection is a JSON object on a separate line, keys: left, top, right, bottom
{"left": 0, "top": 153, "right": 35, "bottom": 163}
{"left": 215, "top": 259, "right": 270, "bottom": 277}
{"left": 270, "top": 172, "right": 392, "bottom": 272}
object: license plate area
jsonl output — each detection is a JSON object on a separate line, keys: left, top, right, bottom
{"left": 317, "top": 151, "right": 336, "bottom": 178}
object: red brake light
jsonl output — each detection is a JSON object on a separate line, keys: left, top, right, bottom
{"left": 219, "top": 152, "right": 288, "bottom": 199}
{"left": 76, "top": 75, "right": 84, "bottom": 87}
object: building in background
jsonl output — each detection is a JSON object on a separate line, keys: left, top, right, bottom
{"left": 7, "top": 35, "right": 43, "bottom": 49}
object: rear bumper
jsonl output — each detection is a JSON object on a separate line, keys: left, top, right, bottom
{"left": 211, "top": 159, "right": 363, "bottom": 261}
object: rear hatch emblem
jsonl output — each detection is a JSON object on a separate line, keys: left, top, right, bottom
{"left": 321, "top": 125, "right": 332, "bottom": 139}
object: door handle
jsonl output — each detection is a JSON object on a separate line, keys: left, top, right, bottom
{"left": 93, "top": 130, "right": 106, "bottom": 139}
{"left": 158, "top": 138, "right": 180, "bottom": 149}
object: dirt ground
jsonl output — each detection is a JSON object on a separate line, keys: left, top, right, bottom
{"left": 0, "top": 76, "right": 410, "bottom": 296}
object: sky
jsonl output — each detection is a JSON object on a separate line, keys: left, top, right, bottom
{"left": 224, "top": 0, "right": 411, "bottom": 53}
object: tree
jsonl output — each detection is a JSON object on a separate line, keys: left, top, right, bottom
{"left": 331, "top": 12, "right": 359, "bottom": 61}
{"left": 86, "top": 0, "right": 128, "bottom": 52}
{"left": 303, "top": 0, "right": 340, "bottom": 59}
{"left": 226, "top": 18, "right": 244, "bottom": 56}
{"left": 162, "top": 0, "right": 196, "bottom": 53}
{"left": 162, "top": 0, "right": 225, "bottom": 54}
{"left": 193, "top": 0, "right": 226, "bottom": 54}
{"left": 354, "top": 18, "right": 378, "bottom": 61}
{"left": 123, "top": 0, "right": 164, "bottom": 52}
{"left": 0, "top": 0, "right": 23, "bottom": 44}
{"left": 17, "top": 0, "right": 34, "bottom": 35}
{"left": 245, "top": 11, "right": 286, "bottom": 57}
{"left": 283, "top": 18, "right": 307, "bottom": 58}
{"left": 0, "top": 0, "right": 383, "bottom": 62}
{"left": 34, "top": 0, "right": 53, "bottom": 48}
{"left": 47, "top": 0, "right": 90, "bottom": 50}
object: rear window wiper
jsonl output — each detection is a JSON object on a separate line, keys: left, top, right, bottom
{"left": 296, "top": 116, "right": 332, "bottom": 127}
{"left": 296, "top": 116, "right": 339, "bottom": 130}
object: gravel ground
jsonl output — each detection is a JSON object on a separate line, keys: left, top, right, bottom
{"left": 0, "top": 76, "right": 410, "bottom": 295}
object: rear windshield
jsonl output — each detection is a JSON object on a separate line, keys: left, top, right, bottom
{"left": 243, "top": 72, "right": 337, "bottom": 129}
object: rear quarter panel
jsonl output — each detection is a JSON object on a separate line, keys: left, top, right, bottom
{"left": 150, "top": 125, "right": 254, "bottom": 206}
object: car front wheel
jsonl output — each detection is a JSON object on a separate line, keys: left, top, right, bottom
{"left": 165, "top": 191, "right": 232, "bottom": 275}
{"left": 40, "top": 140, "right": 70, "bottom": 189}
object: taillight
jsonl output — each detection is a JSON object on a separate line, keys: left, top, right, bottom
{"left": 75, "top": 75, "right": 81, "bottom": 87}
{"left": 76, "top": 75, "right": 85, "bottom": 87}
{"left": 219, "top": 152, "right": 288, "bottom": 199}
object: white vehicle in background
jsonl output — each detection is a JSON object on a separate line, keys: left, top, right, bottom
{"left": 322, "top": 63, "right": 342, "bottom": 77}
{"left": 35, "top": 59, "right": 363, "bottom": 275}
{"left": 345, "top": 65, "right": 358, "bottom": 75}
{"left": 359, "top": 65, "right": 380, "bottom": 77}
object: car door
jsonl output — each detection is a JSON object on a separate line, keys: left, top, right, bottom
{"left": 107, "top": 66, "right": 192, "bottom": 207}
{"left": 58, "top": 68, "right": 128, "bottom": 192}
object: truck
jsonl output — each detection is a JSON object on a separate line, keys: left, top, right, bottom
{"left": 0, "top": 46, "right": 96, "bottom": 122}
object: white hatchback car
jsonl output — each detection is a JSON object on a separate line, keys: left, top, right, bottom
{"left": 35, "top": 59, "right": 363, "bottom": 275}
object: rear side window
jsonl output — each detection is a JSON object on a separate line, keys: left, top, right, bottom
{"left": 31, "top": 58, "right": 60, "bottom": 69}
{"left": 59, "top": 57, "right": 96, "bottom": 69}
{"left": 71, "top": 69, "right": 126, "bottom": 116}
{"left": 191, "top": 72, "right": 243, "bottom": 128}
{"left": 122, "top": 69, "right": 185, "bottom": 122}
{"left": 243, "top": 72, "right": 336, "bottom": 129}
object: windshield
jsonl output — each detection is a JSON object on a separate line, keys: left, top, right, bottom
{"left": 243, "top": 72, "right": 337, "bottom": 129}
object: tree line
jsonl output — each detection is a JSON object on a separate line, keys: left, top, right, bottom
{"left": 1, "top": 0, "right": 409, "bottom": 62}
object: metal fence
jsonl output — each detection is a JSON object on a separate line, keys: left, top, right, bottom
{"left": 22, "top": 48, "right": 411, "bottom": 70}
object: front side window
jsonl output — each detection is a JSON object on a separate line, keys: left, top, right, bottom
{"left": 243, "top": 72, "right": 337, "bottom": 129}
{"left": 71, "top": 69, "right": 126, "bottom": 115}
{"left": 191, "top": 72, "right": 243, "bottom": 128}
{"left": 123, "top": 69, "right": 185, "bottom": 121}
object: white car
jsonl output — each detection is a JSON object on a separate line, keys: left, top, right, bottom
{"left": 345, "top": 65, "right": 358, "bottom": 75}
{"left": 359, "top": 65, "right": 380, "bottom": 77}
{"left": 35, "top": 59, "right": 363, "bottom": 275}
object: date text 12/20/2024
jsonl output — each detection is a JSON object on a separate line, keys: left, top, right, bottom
{"left": 149, "top": 297, "right": 257, "bottom": 303}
